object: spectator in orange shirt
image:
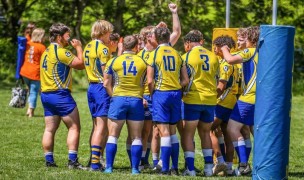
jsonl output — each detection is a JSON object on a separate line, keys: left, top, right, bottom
{"left": 20, "top": 28, "right": 46, "bottom": 117}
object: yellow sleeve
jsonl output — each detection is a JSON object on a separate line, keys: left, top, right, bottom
{"left": 219, "top": 61, "right": 233, "bottom": 81}
{"left": 238, "top": 48, "right": 254, "bottom": 62}
{"left": 146, "top": 50, "right": 155, "bottom": 67}
{"left": 98, "top": 46, "right": 110, "bottom": 64}
{"left": 57, "top": 48, "right": 75, "bottom": 65}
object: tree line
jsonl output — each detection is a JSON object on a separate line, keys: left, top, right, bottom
{"left": 0, "top": 0, "right": 303, "bottom": 80}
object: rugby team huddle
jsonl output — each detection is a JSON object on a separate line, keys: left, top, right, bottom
{"left": 40, "top": 2, "right": 259, "bottom": 177}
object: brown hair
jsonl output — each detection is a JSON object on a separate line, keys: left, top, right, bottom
{"left": 123, "top": 35, "right": 138, "bottom": 50}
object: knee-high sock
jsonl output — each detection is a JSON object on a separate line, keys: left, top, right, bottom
{"left": 91, "top": 145, "right": 101, "bottom": 169}
{"left": 184, "top": 151, "right": 195, "bottom": 171}
{"left": 244, "top": 138, "right": 252, "bottom": 161}
{"left": 160, "top": 137, "right": 171, "bottom": 172}
{"left": 170, "top": 134, "right": 179, "bottom": 170}
{"left": 131, "top": 139, "right": 143, "bottom": 170}
{"left": 233, "top": 140, "right": 247, "bottom": 163}
{"left": 106, "top": 136, "right": 118, "bottom": 168}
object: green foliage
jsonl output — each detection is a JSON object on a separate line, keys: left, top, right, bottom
{"left": 0, "top": 38, "right": 17, "bottom": 82}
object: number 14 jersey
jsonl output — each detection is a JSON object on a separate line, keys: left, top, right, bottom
{"left": 105, "top": 51, "right": 147, "bottom": 98}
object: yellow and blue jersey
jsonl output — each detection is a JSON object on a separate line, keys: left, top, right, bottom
{"left": 146, "top": 44, "right": 184, "bottom": 91}
{"left": 217, "top": 59, "right": 238, "bottom": 109}
{"left": 138, "top": 48, "right": 152, "bottom": 95}
{"left": 83, "top": 40, "right": 110, "bottom": 83}
{"left": 40, "top": 43, "right": 75, "bottom": 92}
{"left": 237, "top": 48, "right": 258, "bottom": 104}
{"left": 105, "top": 51, "right": 147, "bottom": 98}
{"left": 182, "top": 46, "right": 219, "bottom": 105}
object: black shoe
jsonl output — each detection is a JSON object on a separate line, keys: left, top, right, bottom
{"left": 170, "top": 168, "right": 179, "bottom": 176}
{"left": 160, "top": 171, "right": 171, "bottom": 175}
{"left": 68, "top": 158, "right": 87, "bottom": 170}
{"left": 238, "top": 163, "right": 252, "bottom": 176}
{"left": 46, "top": 161, "right": 58, "bottom": 167}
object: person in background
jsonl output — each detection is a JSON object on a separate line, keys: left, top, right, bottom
{"left": 20, "top": 28, "right": 46, "bottom": 117}
{"left": 24, "top": 22, "right": 36, "bottom": 41}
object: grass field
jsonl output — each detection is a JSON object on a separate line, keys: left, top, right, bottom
{"left": 0, "top": 82, "right": 303, "bottom": 179}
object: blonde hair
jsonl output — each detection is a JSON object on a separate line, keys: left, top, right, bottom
{"left": 237, "top": 28, "right": 247, "bottom": 37}
{"left": 31, "top": 28, "right": 45, "bottom": 43}
{"left": 140, "top": 26, "right": 155, "bottom": 43}
{"left": 91, "top": 20, "right": 114, "bottom": 39}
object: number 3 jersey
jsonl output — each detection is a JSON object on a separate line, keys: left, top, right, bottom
{"left": 182, "top": 46, "right": 219, "bottom": 105}
{"left": 104, "top": 51, "right": 147, "bottom": 98}
{"left": 146, "top": 44, "right": 184, "bottom": 91}
{"left": 40, "top": 43, "right": 75, "bottom": 92}
{"left": 83, "top": 40, "right": 110, "bottom": 83}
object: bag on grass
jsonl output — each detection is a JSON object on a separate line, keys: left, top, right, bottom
{"left": 9, "top": 80, "right": 28, "bottom": 108}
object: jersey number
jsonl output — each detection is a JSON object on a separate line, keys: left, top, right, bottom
{"left": 163, "top": 56, "right": 175, "bottom": 71}
{"left": 200, "top": 54, "right": 209, "bottom": 71}
{"left": 122, "top": 61, "right": 137, "bottom": 76}
{"left": 42, "top": 55, "right": 47, "bottom": 70}
{"left": 84, "top": 50, "right": 90, "bottom": 66}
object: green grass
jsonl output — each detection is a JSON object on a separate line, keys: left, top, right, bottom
{"left": 0, "top": 83, "right": 303, "bottom": 179}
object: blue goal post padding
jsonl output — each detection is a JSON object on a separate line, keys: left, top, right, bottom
{"left": 253, "top": 25, "right": 295, "bottom": 180}
{"left": 15, "top": 36, "right": 27, "bottom": 79}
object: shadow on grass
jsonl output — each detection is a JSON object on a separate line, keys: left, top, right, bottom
{"left": 289, "top": 172, "right": 304, "bottom": 177}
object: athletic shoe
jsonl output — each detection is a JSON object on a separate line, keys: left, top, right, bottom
{"left": 203, "top": 168, "right": 213, "bottom": 177}
{"left": 213, "top": 162, "right": 227, "bottom": 175}
{"left": 160, "top": 171, "right": 170, "bottom": 175}
{"left": 227, "top": 169, "right": 236, "bottom": 176}
{"left": 182, "top": 169, "right": 196, "bottom": 176}
{"left": 170, "top": 168, "right": 179, "bottom": 176}
{"left": 131, "top": 168, "right": 140, "bottom": 175}
{"left": 238, "top": 163, "right": 252, "bottom": 176}
{"left": 104, "top": 167, "right": 113, "bottom": 174}
{"left": 152, "top": 159, "right": 162, "bottom": 172}
{"left": 68, "top": 158, "right": 86, "bottom": 170}
{"left": 46, "top": 161, "right": 58, "bottom": 167}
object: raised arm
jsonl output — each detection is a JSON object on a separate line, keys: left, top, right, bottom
{"left": 221, "top": 45, "right": 243, "bottom": 65}
{"left": 168, "top": 3, "right": 181, "bottom": 46}
{"left": 69, "top": 39, "right": 85, "bottom": 70}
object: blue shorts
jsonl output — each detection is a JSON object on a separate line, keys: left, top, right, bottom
{"left": 215, "top": 105, "right": 233, "bottom": 123}
{"left": 143, "top": 95, "right": 152, "bottom": 120}
{"left": 87, "top": 83, "right": 110, "bottom": 118}
{"left": 230, "top": 100, "right": 255, "bottom": 126}
{"left": 108, "top": 96, "right": 144, "bottom": 121}
{"left": 41, "top": 89, "right": 76, "bottom": 117}
{"left": 152, "top": 90, "right": 181, "bottom": 124}
{"left": 183, "top": 103, "right": 215, "bottom": 123}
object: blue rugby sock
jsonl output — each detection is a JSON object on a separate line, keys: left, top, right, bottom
{"left": 131, "top": 139, "right": 143, "bottom": 169}
{"left": 170, "top": 134, "right": 179, "bottom": 170}
{"left": 233, "top": 140, "right": 247, "bottom": 163}
{"left": 45, "top": 152, "right": 54, "bottom": 163}
{"left": 184, "top": 151, "right": 195, "bottom": 171}
{"left": 160, "top": 137, "right": 171, "bottom": 172}
{"left": 68, "top": 150, "right": 78, "bottom": 162}
{"left": 245, "top": 138, "right": 252, "bottom": 161}
{"left": 202, "top": 149, "right": 213, "bottom": 164}
{"left": 106, "top": 136, "right": 118, "bottom": 168}
{"left": 91, "top": 145, "right": 101, "bottom": 169}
